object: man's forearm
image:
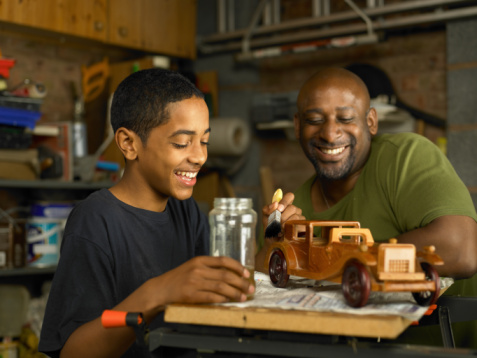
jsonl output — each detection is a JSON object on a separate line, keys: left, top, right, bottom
{"left": 396, "top": 215, "right": 477, "bottom": 278}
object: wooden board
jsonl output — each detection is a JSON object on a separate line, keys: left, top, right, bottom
{"left": 165, "top": 303, "right": 413, "bottom": 339}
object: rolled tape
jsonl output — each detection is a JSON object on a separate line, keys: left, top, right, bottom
{"left": 208, "top": 118, "right": 251, "bottom": 156}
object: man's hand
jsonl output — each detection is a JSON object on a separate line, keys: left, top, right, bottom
{"left": 261, "top": 192, "right": 305, "bottom": 237}
{"left": 256, "top": 192, "right": 305, "bottom": 273}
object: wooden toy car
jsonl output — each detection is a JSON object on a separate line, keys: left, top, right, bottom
{"left": 264, "top": 220, "right": 444, "bottom": 307}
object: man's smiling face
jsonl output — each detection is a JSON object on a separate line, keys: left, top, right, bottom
{"left": 294, "top": 71, "right": 377, "bottom": 181}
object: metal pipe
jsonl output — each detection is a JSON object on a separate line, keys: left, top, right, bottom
{"left": 263, "top": 0, "right": 272, "bottom": 26}
{"left": 241, "top": 0, "right": 270, "bottom": 55}
{"left": 227, "top": 0, "right": 235, "bottom": 31}
{"left": 204, "top": 0, "right": 472, "bottom": 43}
{"left": 345, "top": 0, "right": 374, "bottom": 36}
{"left": 272, "top": 0, "right": 280, "bottom": 24}
{"left": 323, "top": 0, "right": 330, "bottom": 16}
{"left": 312, "top": 0, "right": 322, "bottom": 17}
{"left": 217, "top": 0, "right": 227, "bottom": 33}
{"left": 201, "top": 5, "right": 477, "bottom": 54}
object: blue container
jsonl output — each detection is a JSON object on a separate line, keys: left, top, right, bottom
{"left": 0, "top": 106, "right": 42, "bottom": 129}
{"left": 31, "top": 202, "right": 75, "bottom": 219}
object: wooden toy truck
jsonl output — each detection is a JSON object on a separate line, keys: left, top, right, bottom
{"left": 264, "top": 220, "right": 443, "bottom": 307}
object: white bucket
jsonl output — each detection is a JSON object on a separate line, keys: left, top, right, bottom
{"left": 26, "top": 218, "right": 66, "bottom": 267}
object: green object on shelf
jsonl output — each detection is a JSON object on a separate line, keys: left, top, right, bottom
{"left": 132, "top": 62, "right": 140, "bottom": 73}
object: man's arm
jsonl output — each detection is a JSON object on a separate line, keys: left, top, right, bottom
{"left": 396, "top": 215, "right": 477, "bottom": 279}
{"left": 60, "top": 256, "right": 254, "bottom": 358}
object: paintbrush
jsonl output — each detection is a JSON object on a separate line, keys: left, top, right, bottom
{"left": 264, "top": 188, "right": 283, "bottom": 239}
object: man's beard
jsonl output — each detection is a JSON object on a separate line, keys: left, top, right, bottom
{"left": 303, "top": 137, "right": 357, "bottom": 181}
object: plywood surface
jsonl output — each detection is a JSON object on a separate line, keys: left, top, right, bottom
{"left": 165, "top": 303, "right": 412, "bottom": 339}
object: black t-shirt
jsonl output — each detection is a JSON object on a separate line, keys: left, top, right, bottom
{"left": 39, "top": 189, "right": 209, "bottom": 357}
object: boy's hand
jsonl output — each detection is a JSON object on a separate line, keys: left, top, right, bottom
{"left": 261, "top": 192, "right": 304, "bottom": 237}
{"left": 158, "top": 256, "right": 254, "bottom": 305}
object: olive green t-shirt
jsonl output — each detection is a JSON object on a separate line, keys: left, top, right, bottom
{"left": 293, "top": 132, "right": 477, "bottom": 348}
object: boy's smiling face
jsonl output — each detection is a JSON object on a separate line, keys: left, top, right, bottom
{"left": 136, "top": 97, "right": 210, "bottom": 203}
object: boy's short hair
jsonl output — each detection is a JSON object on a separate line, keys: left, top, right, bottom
{"left": 111, "top": 68, "right": 204, "bottom": 143}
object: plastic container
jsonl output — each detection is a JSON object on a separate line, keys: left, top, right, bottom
{"left": 31, "top": 202, "right": 75, "bottom": 219}
{"left": 25, "top": 218, "right": 66, "bottom": 267}
{"left": 0, "top": 285, "right": 30, "bottom": 338}
{"left": 0, "top": 95, "right": 43, "bottom": 111}
{"left": 209, "top": 198, "right": 257, "bottom": 299}
{"left": 0, "top": 125, "right": 32, "bottom": 149}
{"left": 0, "top": 106, "right": 42, "bottom": 129}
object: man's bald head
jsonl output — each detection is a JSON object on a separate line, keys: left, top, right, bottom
{"left": 297, "top": 67, "right": 371, "bottom": 113}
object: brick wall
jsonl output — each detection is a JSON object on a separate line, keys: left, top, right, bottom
{"left": 0, "top": 31, "right": 133, "bottom": 123}
{"left": 446, "top": 18, "right": 477, "bottom": 207}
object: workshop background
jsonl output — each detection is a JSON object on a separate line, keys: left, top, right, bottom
{"left": 0, "top": 0, "right": 476, "bottom": 356}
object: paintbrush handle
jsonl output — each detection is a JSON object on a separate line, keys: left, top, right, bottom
{"left": 272, "top": 188, "right": 283, "bottom": 204}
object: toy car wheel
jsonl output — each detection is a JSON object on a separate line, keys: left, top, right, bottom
{"left": 269, "top": 249, "right": 289, "bottom": 288}
{"left": 342, "top": 260, "right": 371, "bottom": 307}
{"left": 412, "top": 262, "right": 440, "bottom": 306}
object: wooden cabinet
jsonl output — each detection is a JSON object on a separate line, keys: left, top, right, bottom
{"left": 0, "top": 0, "right": 107, "bottom": 41}
{"left": 109, "top": 0, "right": 197, "bottom": 59}
{"left": 0, "top": 0, "right": 196, "bottom": 59}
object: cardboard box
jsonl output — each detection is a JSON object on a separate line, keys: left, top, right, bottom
{"left": 31, "top": 122, "right": 73, "bottom": 181}
{"left": 0, "top": 149, "right": 39, "bottom": 180}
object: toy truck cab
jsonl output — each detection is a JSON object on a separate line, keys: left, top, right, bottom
{"left": 265, "top": 220, "right": 443, "bottom": 307}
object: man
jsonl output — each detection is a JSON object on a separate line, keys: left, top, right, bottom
{"left": 260, "top": 67, "right": 477, "bottom": 347}
{"left": 39, "top": 69, "right": 254, "bottom": 358}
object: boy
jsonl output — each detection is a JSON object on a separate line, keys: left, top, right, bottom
{"left": 39, "top": 68, "right": 254, "bottom": 357}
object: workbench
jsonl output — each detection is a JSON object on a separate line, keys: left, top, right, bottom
{"left": 147, "top": 283, "right": 477, "bottom": 357}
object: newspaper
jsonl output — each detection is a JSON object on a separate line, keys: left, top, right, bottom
{"left": 220, "top": 272, "right": 454, "bottom": 322}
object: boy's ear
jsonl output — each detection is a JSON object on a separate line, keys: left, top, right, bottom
{"left": 115, "top": 128, "right": 138, "bottom": 160}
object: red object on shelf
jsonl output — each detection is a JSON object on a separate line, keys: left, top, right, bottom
{"left": 0, "top": 58, "right": 15, "bottom": 78}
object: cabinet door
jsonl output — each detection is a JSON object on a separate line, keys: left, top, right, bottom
{"left": 54, "top": 0, "right": 107, "bottom": 41}
{"left": 0, "top": 0, "right": 107, "bottom": 41}
{"left": 0, "top": 0, "right": 57, "bottom": 29}
{"left": 108, "top": 0, "right": 144, "bottom": 49}
{"left": 142, "top": 0, "right": 197, "bottom": 59}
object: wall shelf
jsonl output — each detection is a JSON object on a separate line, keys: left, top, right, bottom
{"left": 0, "top": 266, "right": 56, "bottom": 277}
{"left": 0, "top": 179, "right": 113, "bottom": 190}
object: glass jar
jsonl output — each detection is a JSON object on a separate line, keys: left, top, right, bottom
{"left": 209, "top": 197, "right": 257, "bottom": 299}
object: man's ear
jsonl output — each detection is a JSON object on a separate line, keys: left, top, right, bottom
{"left": 115, "top": 128, "right": 138, "bottom": 160}
{"left": 367, "top": 107, "right": 379, "bottom": 136}
{"left": 294, "top": 113, "right": 301, "bottom": 140}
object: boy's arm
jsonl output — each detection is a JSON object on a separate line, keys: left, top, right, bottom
{"left": 60, "top": 256, "right": 253, "bottom": 358}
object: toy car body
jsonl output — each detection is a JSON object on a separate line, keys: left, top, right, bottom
{"left": 264, "top": 220, "right": 444, "bottom": 307}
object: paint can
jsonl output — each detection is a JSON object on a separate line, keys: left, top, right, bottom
{"left": 31, "top": 201, "right": 74, "bottom": 219}
{"left": 26, "top": 218, "right": 66, "bottom": 267}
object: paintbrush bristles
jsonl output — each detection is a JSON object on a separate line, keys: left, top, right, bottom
{"left": 264, "top": 188, "right": 283, "bottom": 238}
{"left": 265, "top": 210, "right": 282, "bottom": 238}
